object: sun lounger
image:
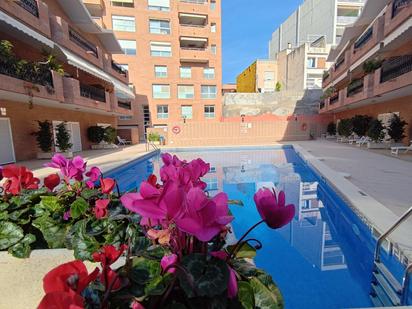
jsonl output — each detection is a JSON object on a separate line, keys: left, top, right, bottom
{"left": 391, "top": 142, "right": 412, "bottom": 156}
{"left": 356, "top": 136, "right": 370, "bottom": 147}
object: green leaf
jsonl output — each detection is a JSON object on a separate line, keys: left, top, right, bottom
{"left": 32, "top": 215, "right": 66, "bottom": 248}
{"left": 39, "top": 196, "right": 61, "bottom": 212}
{"left": 144, "top": 273, "right": 173, "bottom": 296}
{"left": 71, "top": 220, "right": 100, "bottom": 261}
{"left": 232, "top": 259, "right": 258, "bottom": 277}
{"left": 238, "top": 281, "right": 255, "bottom": 309}
{"left": 8, "top": 233, "right": 36, "bottom": 258}
{"left": 104, "top": 221, "right": 126, "bottom": 247}
{"left": 255, "top": 271, "right": 284, "bottom": 308}
{"left": 81, "top": 189, "right": 99, "bottom": 200}
{"left": 8, "top": 208, "right": 30, "bottom": 221}
{"left": 228, "top": 199, "right": 244, "bottom": 207}
{"left": 226, "top": 243, "right": 256, "bottom": 259}
{"left": 179, "top": 253, "right": 229, "bottom": 298}
{"left": 70, "top": 197, "right": 89, "bottom": 219}
{"left": 130, "top": 257, "right": 161, "bottom": 285}
{"left": 0, "top": 222, "right": 24, "bottom": 250}
{"left": 0, "top": 202, "right": 9, "bottom": 211}
{"left": 250, "top": 277, "right": 283, "bottom": 309}
{"left": 0, "top": 211, "right": 9, "bottom": 221}
{"left": 85, "top": 218, "right": 109, "bottom": 236}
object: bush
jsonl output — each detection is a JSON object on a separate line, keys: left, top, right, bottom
{"left": 363, "top": 58, "right": 382, "bottom": 74}
{"left": 337, "top": 119, "right": 353, "bottom": 137}
{"left": 275, "top": 81, "right": 282, "bottom": 92}
{"left": 87, "top": 126, "right": 105, "bottom": 144}
{"left": 55, "top": 122, "right": 72, "bottom": 152}
{"left": 367, "top": 119, "right": 385, "bottom": 142}
{"left": 351, "top": 115, "right": 372, "bottom": 137}
{"left": 388, "top": 113, "right": 408, "bottom": 142}
{"left": 33, "top": 120, "right": 53, "bottom": 153}
{"left": 103, "top": 126, "right": 117, "bottom": 144}
{"left": 148, "top": 132, "right": 160, "bottom": 142}
{"left": 326, "top": 122, "right": 336, "bottom": 136}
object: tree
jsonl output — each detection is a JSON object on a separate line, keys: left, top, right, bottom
{"left": 87, "top": 126, "right": 105, "bottom": 144}
{"left": 337, "top": 119, "right": 353, "bottom": 137}
{"left": 326, "top": 122, "right": 336, "bottom": 136}
{"left": 351, "top": 115, "right": 372, "bottom": 137}
{"left": 33, "top": 120, "right": 53, "bottom": 153}
{"left": 275, "top": 81, "right": 282, "bottom": 92}
{"left": 388, "top": 113, "right": 407, "bottom": 142}
{"left": 367, "top": 119, "right": 385, "bottom": 143}
{"left": 55, "top": 122, "right": 72, "bottom": 152}
{"left": 103, "top": 126, "right": 117, "bottom": 144}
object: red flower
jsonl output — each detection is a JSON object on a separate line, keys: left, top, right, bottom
{"left": 38, "top": 291, "right": 84, "bottom": 309}
{"left": 44, "top": 173, "right": 61, "bottom": 191}
{"left": 2, "top": 165, "right": 39, "bottom": 195}
{"left": 100, "top": 178, "right": 115, "bottom": 194}
{"left": 253, "top": 189, "right": 295, "bottom": 229}
{"left": 94, "top": 199, "right": 110, "bottom": 219}
{"left": 43, "top": 260, "right": 99, "bottom": 295}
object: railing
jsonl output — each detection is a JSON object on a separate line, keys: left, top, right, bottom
{"left": 180, "top": 46, "right": 207, "bottom": 51}
{"left": 320, "top": 101, "right": 325, "bottom": 109}
{"left": 337, "top": 15, "right": 359, "bottom": 24}
{"left": 323, "top": 72, "right": 330, "bottom": 82}
{"left": 354, "top": 27, "right": 373, "bottom": 50}
{"left": 80, "top": 84, "right": 106, "bottom": 102}
{"left": 17, "top": 0, "right": 39, "bottom": 17}
{"left": 180, "top": 23, "right": 207, "bottom": 28}
{"left": 335, "top": 57, "right": 345, "bottom": 70}
{"left": 380, "top": 55, "right": 412, "bottom": 83}
{"left": 347, "top": 79, "right": 364, "bottom": 97}
{"left": 180, "top": 0, "right": 207, "bottom": 4}
{"left": 0, "top": 61, "right": 53, "bottom": 88}
{"left": 337, "top": 0, "right": 365, "bottom": 3}
{"left": 69, "top": 28, "right": 98, "bottom": 58}
{"left": 392, "top": 0, "right": 411, "bottom": 18}
{"left": 330, "top": 93, "right": 339, "bottom": 104}
{"left": 118, "top": 100, "right": 132, "bottom": 110}
{"left": 111, "top": 61, "right": 127, "bottom": 77}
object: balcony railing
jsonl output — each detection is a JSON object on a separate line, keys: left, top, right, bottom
{"left": 17, "top": 0, "right": 39, "bottom": 17}
{"left": 336, "top": 16, "right": 359, "bottom": 24}
{"left": 380, "top": 55, "right": 412, "bottom": 83}
{"left": 330, "top": 93, "right": 339, "bottom": 105}
{"left": 335, "top": 57, "right": 345, "bottom": 70}
{"left": 80, "top": 84, "right": 106, "bottom": 102}
{"left": 180, "top": 23, "right": 207, "bottom": 28}
{"left": 320, "top": 101, "right": 326, "bottom": 109}
{"left": 392, "top": 0, "right": 411, "bottom": 18}
{"left": 111, "top": 61, "right": 128, "bottom": 77}
{"left": 180, "top": 0, "right": 207, "bottom": 4}
{"left": 354, "top": 27, "right": 373, "bottom": 50}
{"left": 118, "top": 100, "right": 132, "bottom": 110}
{"left": 0, "top": 60, "right": 53, "bottom": 88}
{"left": 69, "top": 28, "right": 98, "bottom": 58}
{"left": 347, "top": 79, "right": 364, "bottom": 97}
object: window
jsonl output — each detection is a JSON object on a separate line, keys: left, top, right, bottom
{"left": 119, "top": 115, "right": 133, "bottom": 120}
{"left": 148, "top": 0, "right": 170, "bottom": 11}
{"left": 307, "top": 57, "right": 316, "bottom": 68}
{"left": 112, "top": 15, "right": 135, "bottom": 32}
{"left": 119, "top": 64, "right": 129, "bottom": 71}
{"left": 149, "top": 19, "right": 171, "bottom": 34}
{"left": 150, "top": 42, "right": 172, "bottom": 57}
{"left": 178, "top": 85, "right": 194, "bottom": 99}
{"left": 203, "top": 68, "right": 215, "bottom": 79}
{"left": 211, "top": 0, "right": 216, "bottom": 10}
{"left": 211, "top": 44, "right": 217, "bottom": 55}
{"left": 157, "top": 105, "right": 168, "bottom": 119}
{"left": 211, "top": 23, "right": 216, "bottom": 33}
{"left": 204, "top": 178, "right": 218, "bottom": 191}
{"left": 118, "top": 40, "right": 136, "bottom": 55}
{"left": 201, "top": 85, "right": 217, "bottom": 99}
{"left": 154, "top": 65, "right": 168, "bottom": 78}
{"left": 204, "top": 105, "right": 215, "bottom": 118}
{"left": 181, "top": 105, "right": 193, "bottom": 119}
{"left": 111, "top": 1, "right": 134, "bottom": 7}
{"left": 152, "top": 84, "right": 170, "bottom": 99}
{"left": 180, "top": 67, "right": 192, "bottom": 78}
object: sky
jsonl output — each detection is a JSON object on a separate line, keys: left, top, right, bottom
{"left": 221, "top": 0, "right": 302, "bottom": 84}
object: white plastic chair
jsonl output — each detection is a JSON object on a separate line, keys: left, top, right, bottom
{"left": 117, "top": 136, "right": 131, "bottom": 146}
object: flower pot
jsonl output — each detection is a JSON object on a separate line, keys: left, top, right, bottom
{"left": 367, "top": 142, "right": 389, "bottom": 149}
{"left": 91, "top": 144, "right": 105, "bottom": 150}
{"left": 60, "top": 151, "right": 73, "bottom": 158}
{"left": 36, "top": 152, "right": 54, "bottom": 160}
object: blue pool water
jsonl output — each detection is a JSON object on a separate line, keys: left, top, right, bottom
{"left": 105, "top": 146, "right": 407, "bottom": 308}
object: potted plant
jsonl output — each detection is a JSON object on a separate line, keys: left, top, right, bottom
{"left": 362, "top": 58, "right": 382, "bottom": 74}
{"left": 88, "top": 125, "right": 106, "bottom": 150}
{"left": 33, "top": 120, "right": 54, "bottom": 159}
{"left": 337, "top": 118, "right": 353, "bottom": 142}
{"left": 103, "top": 126, "right": 117, "bottom": 149}
{"left": 148, "top": 132, "right": 161, "bottom": 145}
{"left": 388, "top": 113, "right": 407, "bottom": 146}
{"left": 351, "top": 115, "right": 372, "bottom": 137}
{"left": 367, "top": 119, "right": 386, "bottom": 149}
{"left": 55, "top": 122, "right": 73, "bottom": 157}
{"left": 326, "top": 122, "right": 336, "bottom": 138}
{"left": 275, "top": 81, "right": 282, "bottom": 92}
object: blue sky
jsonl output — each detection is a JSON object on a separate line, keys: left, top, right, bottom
{"left": 221, "top": 0, "right": 302, "bottom": 84}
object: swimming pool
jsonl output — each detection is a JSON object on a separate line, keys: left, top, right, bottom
{"left": 105, "top": 146, "right": 406, "bottom": 308}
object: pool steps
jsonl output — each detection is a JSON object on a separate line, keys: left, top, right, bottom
{"left": 371, "top": 261, "right": 402, "bottom": 306}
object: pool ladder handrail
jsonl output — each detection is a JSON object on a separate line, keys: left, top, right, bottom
{"left": 373, "top": 205, "right": 412, "bottom": 305}
{"left": 144, "top": 133, "right": 159, "bottom": 151}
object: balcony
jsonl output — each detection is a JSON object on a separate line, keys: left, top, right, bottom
{"left": 17, "top": 0, "right": 39, "bottom": 17}
{"left": 329, "top": 92, "right": 340, "bottom": 105}
{"left": 385, "top": 0, "right": 412, "bottom": 36}
{"left": 83, "top": 0, "right": 104, "bottom": 17}
{"left": 178, "top": 0, "right": 209, "bottom": 14}
{"left": 347, "top": 78, "right": 364, "bottom": 97}
{"left": 180, "top": 36, "right": 210, "bottom": 62}
{"left": 336, "top": 15, "right": 359, "bottom": 25}
{"left": 179, "top": 12, "right": 208, "bottom": 26}
{"left": 69, "top": 28, "right": 98, "bottom": 58}
{"left": 374, "top": 55, "right": 412, "bottom": 96}
{"left": 80, "top": 83, "right": 106, "bottom": 102}
{"left": 117, "top": 99, "right": 132, "bottom": 110}
{"left": 354, "top": 27, "right": 373, "bottom": 50}
{"left": 180, "top": 0, "right": 207, "bottom": 4}
{"left": 111, "top": 61, "right": 128, "bottom": 78}
{"left": 392, "top": 0, "right": 411, "bottom": 18}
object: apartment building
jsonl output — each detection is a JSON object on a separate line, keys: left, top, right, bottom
{"left": 0, "top": 0, "right": 134, "bottom": 164}
{"left": 321, "top": 0, "right": 412, "bottom": 142}
{"left": 96, "top": 0, "right": 222, "bottom": 138}
{"left": 236, "top": 60, "right": 277, "bottom": 93}
{"left": 268, "top": 0, "right": 365, "bottom": 59}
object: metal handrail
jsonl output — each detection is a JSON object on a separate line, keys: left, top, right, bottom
{"left": 374, "top": 206, "right": 412, "bottom": 262}
{"left": 401, "top": 263, "right": 412, "bottom": 305}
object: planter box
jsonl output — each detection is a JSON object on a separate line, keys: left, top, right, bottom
{"left": 367, "top": 142, "right": 390, "bottom": 149}
{"left": 36, "top": 152, "right": 54, "bottom": 160}
{"left": 91, "top": 144, "right": 119, "bottom": 150}
{"left": 55, "top": 151, "right": 74, "bottom": 158}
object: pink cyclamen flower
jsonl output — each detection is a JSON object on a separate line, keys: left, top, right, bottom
{"left": 63, "top": 211, "right": 71, "bottom": 221}
{"left": 100, "top": 178, "right": 115, "bottom": 194}
{"left": 45, "top": 155, "right": 87, "bottom": 182}
{"left": 176, "top": 188, "right": 233, "bottom": 242}
{"left": 94, "top": 199, "right": 110, "bottom": 219}
{"left": 131, "top": 301, "right": 145, "bottom": 309}
{"left": 85, "top": 167, "right": 101, "bottom": 188}
{"left": 253, "top": 189, "right": 295, "bottom": 229}
{"left": 160, "top": 254, "right": 178, "bottom": 274}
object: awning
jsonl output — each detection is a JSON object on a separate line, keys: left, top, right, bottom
{"left": 179, "top": 13, "right": 207, "bottom": 19}
{"left": 0, "top": 10, "right": 54, "bottom": 49}
{"left": 56, "top": 45, "right": 135, "bottom": 99}
{"left": 180, "top": 37, "right": 208, "bottom": 42}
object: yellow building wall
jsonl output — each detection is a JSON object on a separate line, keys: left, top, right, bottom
{"left": 236, "top": 61, "right": 257, "bottom": 92}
